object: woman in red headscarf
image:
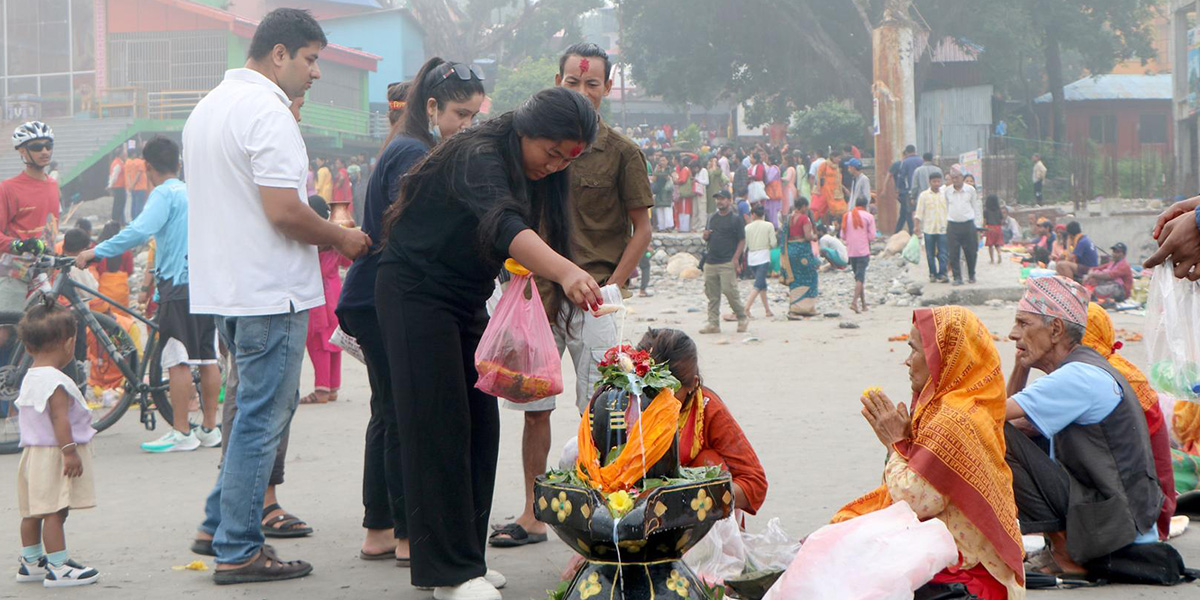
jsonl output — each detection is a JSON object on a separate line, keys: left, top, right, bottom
{"left": 835, "top": 306, "right": 1025, "bottom": 599}
{"left": 1081, "top": 302, "right": 1176, "bottom": 539}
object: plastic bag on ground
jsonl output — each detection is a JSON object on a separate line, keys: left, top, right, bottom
{"left": 901, "top": 235, "right": 921, "bottom": 264}
{"left": 763, "top": 502, "right": 957, "bottom": 600}
{"left": 1145, "top": 264, "right": 1200, "bottom": 402}
{"left": 684, "top": 516, "right": 746, "bottom": 586}
{"left": 743, "top": 517, "right": 801, "bottom": 572}
{"left": 474, "top": 260, "right": 563, "bottom": 403}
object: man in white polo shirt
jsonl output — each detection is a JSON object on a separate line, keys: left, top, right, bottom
{"left": 183, "top": 8, "right": 369, "bottom": 585}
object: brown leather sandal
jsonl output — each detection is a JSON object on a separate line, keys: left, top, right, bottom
{"left": 213, "top": 546, "right": 312, "bottom": 585}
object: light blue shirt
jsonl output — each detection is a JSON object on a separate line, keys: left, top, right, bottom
{"left": 94, "top": 178, "right": 189, "bottom": 288}
{"left": 1013, "top": 360, "right": 1157, "bottom": 545}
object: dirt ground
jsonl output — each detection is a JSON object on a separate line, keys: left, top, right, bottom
{"left": 0, "top": 225, "right": 1197, "bottom": 598}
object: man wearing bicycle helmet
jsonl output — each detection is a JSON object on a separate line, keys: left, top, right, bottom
{"left": 0, "top": 121, "right": 60, "bottom": 311}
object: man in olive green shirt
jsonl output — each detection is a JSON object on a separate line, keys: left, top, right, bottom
{"left": 491, "top": 43, "right": 654, "bottom": 549}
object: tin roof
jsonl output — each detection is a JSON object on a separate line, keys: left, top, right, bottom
{"left": 1034, "top": 74, "right": 1171, "bottom": 103}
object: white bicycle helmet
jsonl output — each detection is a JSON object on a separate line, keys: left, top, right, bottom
{"left": 12, "top": 121, "right": 53, "bottom": 149}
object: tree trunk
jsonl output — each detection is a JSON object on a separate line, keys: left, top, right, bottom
{"left": 1043, "top": 33, "right": 1066, "bottom": 144}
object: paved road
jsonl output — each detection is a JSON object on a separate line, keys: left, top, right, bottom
{"left": 1, "top": 272, "right": 1198, "bottom": 598}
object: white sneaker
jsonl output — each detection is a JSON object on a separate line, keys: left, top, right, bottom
{"left": 15, "top": 556, "right": 47, "bottom": 583}
{"left": 484, "top": 569, "right": 506, "bottom": 589}
{"left": 433, "top": 577, "right": 501, "bottom": 600}
{"left": 417, "top": 570, "right": 505, "bottom": 592}
{"left": 43, "top": 560, "right": 99, "bottom": 587}
{"left": 140, "top": 429, "right": 200, "bottom": 453}
{"left": 194, "top": 426, "right": 222, "bottom": 448}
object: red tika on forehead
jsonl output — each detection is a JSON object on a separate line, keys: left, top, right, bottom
{"left": 569, "top": 145, "right": 583, "bottom": 158}
{"left": 579, "top": 58, "right": 590, "bottom": 74}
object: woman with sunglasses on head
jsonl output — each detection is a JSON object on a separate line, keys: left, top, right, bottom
{"left": 376, "top": 87, "right": 601, "bottom": 600}
{"left": 336, "top": 57, "right": 486, "bottom": 570}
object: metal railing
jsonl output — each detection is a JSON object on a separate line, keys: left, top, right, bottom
{"left": 147, "top": 90, "right": 208, "bottom": 120}
{"left": 299, "top": 102, "right": 371, "bottom": 137}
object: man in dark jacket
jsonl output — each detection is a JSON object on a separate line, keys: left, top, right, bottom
{"left": 1003, "top": 276, "right": 1162, "bottom": 575}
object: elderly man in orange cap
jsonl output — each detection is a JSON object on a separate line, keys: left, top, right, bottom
{"left": 1003, "top": 275, "right": 1162, "bottom": 576}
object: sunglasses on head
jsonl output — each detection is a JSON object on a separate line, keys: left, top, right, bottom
{"left": 24, "top": 141, "right": 52, "bottom": 152}
{"left": 431, "top": 63, "right": 485, "bottom": 88}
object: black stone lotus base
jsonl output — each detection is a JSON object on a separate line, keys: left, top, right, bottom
{"left": 563, "top": 559, "right": 710, "bottom": 600}
{"left": 534, "top": 475, "right": 733, "bottom": 600}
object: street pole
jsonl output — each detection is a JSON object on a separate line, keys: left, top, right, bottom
{"left": 873, "top": 0, "right": 917, "bottom": 234}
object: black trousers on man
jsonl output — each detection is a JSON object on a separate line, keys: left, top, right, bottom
{"left": 376, "top": 263, "right": 499, "bottom": 588}
{"left": 947, "top": 220, "right": 979, "bottom": 283}
{"left": 111, "top": 188, "right": 127, "bottom": 224}
{"left": 339, "top": 307, "right": 407, "bottom": 539}
{"left": 1004, "top": 423, "right": 1069, "bottom": 533}
{"left": 895, "top": 195, "right": 914, "bottom": 234}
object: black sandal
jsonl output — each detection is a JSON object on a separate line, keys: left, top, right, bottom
{"left": 213, "top": 545, "right": 312, "bottom": 585}
{"left": 488, "top": 523, "right": 548, "bottom": 548}
{"left": 261, "top": 503, "right": 313, "bottom": 538}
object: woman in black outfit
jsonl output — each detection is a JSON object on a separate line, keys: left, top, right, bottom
{"left": 337, "top": 57, "right": 485, "bottom": 564}
{"left": 376, "top": 87, "right": 602, "bottom": 599}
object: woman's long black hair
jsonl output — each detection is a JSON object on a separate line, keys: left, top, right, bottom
{"left": 382, "top": 87, "right": 599, "bottom": 325}
{"left": 381, "top": 57, "right": 485, "bottom": 151}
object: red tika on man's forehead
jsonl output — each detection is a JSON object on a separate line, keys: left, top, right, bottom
{"left": 579, "top": 58, "right": 590, "bottom": 74}
{"left": 569, "top": 145, "right": 583, "bottom": 158}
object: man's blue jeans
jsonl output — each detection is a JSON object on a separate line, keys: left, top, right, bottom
{"left": 200, "top": 311, "right": 308, "bottom": 564}
{"left": 924, "top": 233, "right": 948, "bottom": 279}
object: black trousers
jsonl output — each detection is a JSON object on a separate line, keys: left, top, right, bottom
{"left": 895, "top": 195, "right": 914, "bottom": 234}
{"left": 947, "top": 220, "right": 979, "bottom": 282}
{"left": 1004, "top": 423, "right": 1070, "bottom": 534}
{"left": 1034, "top": 180, "right": 1044, "bottom": 205}
{"left": 339, "top": 307, "right": 407, "bottom": 539}
{"left": 111, "top": 188, "right": 127, "bottom": 224}
{"left": 376, "top": 265, "right": 499, "bottom": 588}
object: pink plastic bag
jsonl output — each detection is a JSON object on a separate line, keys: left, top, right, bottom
{"left": 474, "top": 261, "right": 563, "bottom": 403}
{"left": 763, "top": 502, "right": 957, "bottom": 600}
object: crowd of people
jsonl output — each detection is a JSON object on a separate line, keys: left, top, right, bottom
{"left": 5, "top": 7, "right": 1200, "bottom": 600}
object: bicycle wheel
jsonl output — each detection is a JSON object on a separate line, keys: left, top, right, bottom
{"left": 83, "top": 311, "right": 141, "bottom": 433}
{"left": 0, "top": 311, "right": 26, "bottom": 454}
{"left": 148, "top": 337, "right": 225, "bottom": 429}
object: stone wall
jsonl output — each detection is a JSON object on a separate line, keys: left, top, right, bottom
{"left": 650, "top": 233, "right": 707, "bottom": 259}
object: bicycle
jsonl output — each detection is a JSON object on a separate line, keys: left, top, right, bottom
{"left": 0, "top": 252, "right": 191, "bottom": 454}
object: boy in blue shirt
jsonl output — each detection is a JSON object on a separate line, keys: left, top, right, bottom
{"left": 75, "top": 137, "right": 221, "bottom": 453}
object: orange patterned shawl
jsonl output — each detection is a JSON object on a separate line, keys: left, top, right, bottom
{"left": 576, "top": 388, "right": 682, "bottom": 494}
{"left": 1082, "top": 303, "right": 1156, "bottom": 413}
{"left": 1175, "top": 402, "right": 1200, "bottom": 455}
{"left": 832, "top": 306, "right": 1024, "bottom": 585}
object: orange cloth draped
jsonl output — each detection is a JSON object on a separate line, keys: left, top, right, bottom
{"left": 679, "top": 386, "right": 768, "bottom": 514}
{"left": 576, "top": 388, "right": 682, "bottom": 494}
{"left": 832, "top": 306, "right": 1024, "bottom": 586}
{"left": 1081, "top": 303, "right": 1157, "bottom": 413}
{"left": 92, "top": 271, "right": 129, "bottom": 314}
{"left": 87, "top": 312, "right": 134, "bottom": 391}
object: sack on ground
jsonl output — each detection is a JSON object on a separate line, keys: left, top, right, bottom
{"left": 1083, "top": 542, "right": 1200, "bottom": 586}
{"left": 763, "top": 502, "right": 957, "bottom": 600}
{"left": 474, "top": 260, "right": 563, "bottom": 403}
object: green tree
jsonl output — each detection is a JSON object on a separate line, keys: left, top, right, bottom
{"left": 621, "top": 0, "right": 873, "bottom": 126}
{"left": 490, "top": 57, "right": 560, "bottom": 115}
{"left": 789, "top": 101, "right": 867, "bottom": 153}
{"left": 916, "top": 0, "right": 1156, "bottom": 142}
{"left": 404, "top": 0, "right": 603, "bottom": 68}
{"left": 489, "top": 57, "right": 614, "bottom": 119}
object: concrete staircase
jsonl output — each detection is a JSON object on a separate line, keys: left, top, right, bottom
{"left": 0, "top": 117, "right": 134, "bottom": 186}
